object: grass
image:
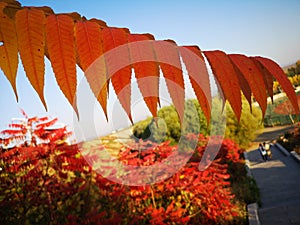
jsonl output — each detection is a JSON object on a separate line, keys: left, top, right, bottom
{"left": 227, "top": 160, "right": 261, "bottom": 224}
{"left": 230, "top": 161, "right": 261, "bottom": 205}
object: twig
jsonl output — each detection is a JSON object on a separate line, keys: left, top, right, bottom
{"left": 150, "top": 185, "right": 156, "bottom": 209}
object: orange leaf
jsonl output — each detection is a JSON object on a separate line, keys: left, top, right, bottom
{"left": 203, "top": 50, "right": 242, "bottom": 120}
{"left": 254, "top": 56, "right": 299, "bottom": 115}
{"left": 179, "top": 45, "right": 211, "bottom": 123}
{"left": 75, "top": 21, "right": 103, "bottom": 70}
{"left": 128, "top": 33, "right": 159, "bottom": 118}
{"left": 229, "top": 54, "right": 267, "bottom": 116}
{"left": 75, "top": 21, "right": 108, "bottom": 119}
{"left": 16, "top": 8, "right": 47, "bottom": 109}
{"left": 60, "top": 12, "right": 82, "bottom": 21}
{"left": 101, "top": 27, "right": 132, "bottom": 122}
{"left": 1, "top": 0, "right": 21, "bottom": 19}
{"left": 89, "top": 18, "right": 107, "bottom": 28}
{"left": 0, "top": 3, "right": 18, "bottom": 100}
{"left": 153, "top": 40, "right": 185, "bottom": 123}
{"left": 32, "top": 6, "right": 54, "bottom": 16}
{"left": 46, "top": 14, "right": 78, "bottom": 116}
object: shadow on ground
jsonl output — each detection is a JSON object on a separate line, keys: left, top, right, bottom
{"left": 254, "top": 125, "right": 294, "bottom": 143}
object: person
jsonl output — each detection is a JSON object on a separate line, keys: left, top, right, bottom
{"left": 258, "top": 143, "right": 267, "bottom": 161}
{"left": 263, "top": 142, "right": 272, "bottom": 160}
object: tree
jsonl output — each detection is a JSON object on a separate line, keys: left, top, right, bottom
{"left": 225, "top": 99, "right": 264, "bottom": 148}
{"left": 0, "top": 0, "right": 298, "bottom": 125}
{"left": 133, "top": 98, "right": 263, "bottom": 148}
{"left": 274, "top": 94, "right": 300, "bottom": 124}
{"left": 133, "top": 99, "right": 209, "bottom": 144}
{"left": 286, "top": 60, "right": 300, "bottom": 77}
{"left": 0, "top": 109, "right": 72, "bottom": 149}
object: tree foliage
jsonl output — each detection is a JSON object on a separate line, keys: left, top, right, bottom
{"left": 273, "top": 94, "right": 300, "bottom": 123}
{"left": 273, "top": 60, "right": 300, "bottom": 94}
{"left": 133, "top": 98, "right": 263, "bottom": 148}
{"left": 225, "top": 99, "right": 264, "bottom": 148}
{"left": 286, "top": 60, "right": 300, "bottom": 77}
{"left": 133, "top": 99, "right": 207, "bottom": 144}
{"left": 0, "top": 0, "right": 298, "bottom": 123}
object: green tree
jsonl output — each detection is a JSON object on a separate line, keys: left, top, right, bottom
{"left": 133, "top": 98, "right": 263, "bottom": 148}
{"left": 286, "top": 60, "right": 300, "bottom": 79}
{"left": 133, "top": 99, "right": 208, "bottom": 145}
{"left": 225, "top": 100, "right": 263, "bottom": 148}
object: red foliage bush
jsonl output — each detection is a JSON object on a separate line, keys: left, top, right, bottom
{"left": 0, "top": 110, "right": 72, "bottom": 148}
{"left": 114, "top": 136, "right": 240, "bottom": 224}
{"left": 0, "top": 134, "right": 243, "bottom": 225}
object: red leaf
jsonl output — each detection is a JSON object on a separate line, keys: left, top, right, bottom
{"left": 8, "top": 123, "right": 25, "bottom": 129}
{"left": 36, "top": 117, "right": 58, "bottom": 129}
{"left": 46, "top": 14, "right": 78, "bottom": 117}
{"left": 28, "top": 116, "right": 38, "bottom": 125}
{"left": 229, "top": 54, "right": 267, "bottom": 116}
{"left": 19, "top": 107, "right": 29, "bottom": 119}
{"left": 0, "top": 129, "right": 24, "bottom": 135}
{"left": 128, "top": 33, "right": 159, "bottom": 118}
{"left": 75, "top": 21, "right": 108, "bottom": 119}
{"left": 179, "top": 45, "right": 211, "bottom": 123}
{"left": 254, "top": 56, "right": 299, "bottom": 115}
{"left": 75, "top": 21, "right": 103, "bottom": 71}
{"left": 236, "top": 68, "right": 252, "bottom": 110}
{"left": 153, "top": 40, "right": 185, "bottom": 123}
{"left": 252, "top": 58, "right": 274, "bottom": 102}
{"left": 101, "top": 27, "right": 132, "bottom": 122}
{"left": 203, "top": 50, "right": 242, "bottom": 120}
{"left": 166, "top": 201, "right": 174, "bottom": 214}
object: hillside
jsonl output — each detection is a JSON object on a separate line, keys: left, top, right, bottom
{"left": 282, "top": 60, "right": 300, "bottom": 72}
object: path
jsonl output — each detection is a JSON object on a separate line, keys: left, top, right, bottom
{"left": 246, "top": 125, "right": 300, "bottom": 225}
{"left": 249, "top": 125, "right": 295, "bottom": 146}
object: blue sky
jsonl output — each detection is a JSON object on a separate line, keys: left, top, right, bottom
{"left": 1, "top": 0, "right": 300, "bottom": 140}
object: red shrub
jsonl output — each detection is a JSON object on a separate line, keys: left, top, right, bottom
{"left": 0, "top": 134, "right": 243, "bottom": 224}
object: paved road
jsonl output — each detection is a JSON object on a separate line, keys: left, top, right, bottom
{"left": 254, "top": 125, "right": 295, "bottom": 143}
{"left": 247, "top": 125, "right": 300, "bottom": 225}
